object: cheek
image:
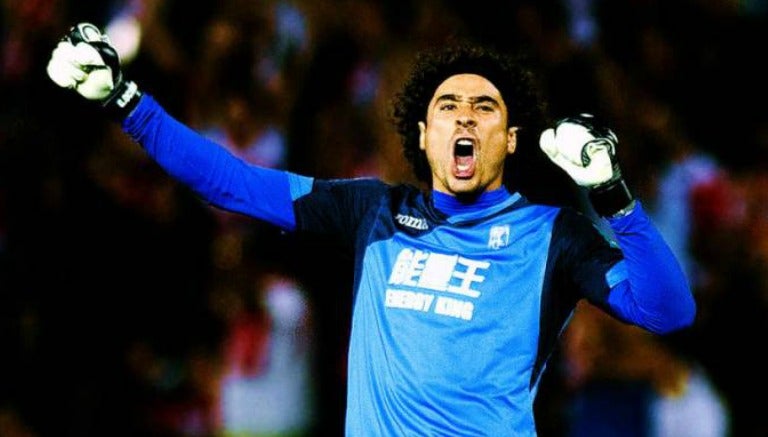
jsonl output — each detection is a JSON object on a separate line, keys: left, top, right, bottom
{"left": 426, "top": 119, "right": 451, "bottom": 138}
{"left": 424, "top": 124, "right": 450, "bottom": 152}
{"left": 481, "top": 131, "right": 513, "bottom": 166}
{"left": 487, "top": 128, "right": 511, "bottom": 149}
{"left": 423, "top": 140, "right": 444, "bottom": 168}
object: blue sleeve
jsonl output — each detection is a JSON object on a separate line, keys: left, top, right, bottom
{"left": 603, "top": 202, "right": 696, "bottom": 334}
{"left": 121, "top": 95, "right": 313, "bottom": 231}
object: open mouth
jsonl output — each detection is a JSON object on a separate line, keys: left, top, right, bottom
{"left": 453, "top": 138, "right": 476, "bottom": 178}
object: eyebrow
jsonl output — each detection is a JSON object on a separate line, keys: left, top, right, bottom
{"left": 435, "top": 94, "right": 500, "bottom": 106}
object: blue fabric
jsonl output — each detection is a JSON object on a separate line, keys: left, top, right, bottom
{"left": 432, "top": 186, "right": 512, "bottom": 216}
{"left": 122, "top": 94, "right": 695, "bottom": 436}
{"left": 123, "top": 95, "right": 311, "bottom": 230}
{"left": 605, "top": 203, "right": 696, "bottom": 334}
{"left": 293, "top": 180, "right": 694, "bottom": 436}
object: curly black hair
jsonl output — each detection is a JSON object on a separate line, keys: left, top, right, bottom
{"left": 392, "top": 41, "right": 572, "bottom": 202}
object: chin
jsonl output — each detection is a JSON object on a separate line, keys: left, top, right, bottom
{"left": 446, "top": 179, "right": 484, "bottom": 197}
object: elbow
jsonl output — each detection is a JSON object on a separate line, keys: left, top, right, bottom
{"left": 680, "top": 293, "right": 698, "bottom": 328}
{"left": 652, "top": 289, "right": 697, "bottom": 335}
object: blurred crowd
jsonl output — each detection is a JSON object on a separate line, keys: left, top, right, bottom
{"left": 1, "top": 0, "right": 767, "bottom": 436}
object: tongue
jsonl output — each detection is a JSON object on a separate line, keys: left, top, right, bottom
{"left": 454, "top": 155, "right": 475, "bottom": 178}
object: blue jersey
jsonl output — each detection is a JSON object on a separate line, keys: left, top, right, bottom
{"left": 124, "top": 95, "right": 696, "bottom": 436}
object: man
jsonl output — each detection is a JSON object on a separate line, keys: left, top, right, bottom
{"left": 46, "top": 23, "right": 695, "bottom": 436}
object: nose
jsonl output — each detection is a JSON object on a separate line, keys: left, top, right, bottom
{"left": 456, "top": 114, "right": 477, "bottom": 128}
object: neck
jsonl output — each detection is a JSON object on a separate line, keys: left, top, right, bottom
{"left": 432, "top": 187, "right": 511, "bottom": 216}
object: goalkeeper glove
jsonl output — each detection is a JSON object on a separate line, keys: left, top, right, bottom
{"left": 539, "top": 113, "right": 634, "bottom": 216}
{"left": 46, "top": 22, "right": 142, "bottom": 121}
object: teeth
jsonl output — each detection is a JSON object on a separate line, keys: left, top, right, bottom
{"left": 457, "top": 164, "right": 470, "bottom": 171}
{"left": 457, "top": 139, "right": 473, "bottom": 146}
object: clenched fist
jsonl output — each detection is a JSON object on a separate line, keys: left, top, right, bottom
{"left": 46, "top": 22, "right": 142, "bottom": 119}
{"left": 540, "top": 114, "right": 634, "bottom": 216}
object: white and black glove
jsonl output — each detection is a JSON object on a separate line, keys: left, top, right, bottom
{"left": 46, "top": 22, "right": 142, "bottom": 120}
{"left": 539, "top": 113, "right": 634, "bottom": 217}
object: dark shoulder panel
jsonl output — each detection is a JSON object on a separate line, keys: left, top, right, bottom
{"left": 293, "top": 178, "right": 390, "bottom": 241}
{"left": 551, "top": 208, "right": 624, "bottom": 305}
{"left": 531, "top": 208, "right": 623, "bottom": 388}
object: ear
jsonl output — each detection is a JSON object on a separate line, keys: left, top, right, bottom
{"left": 418, "top": 122, "right": 426, "bottom": 150}
{"left": 507, "top": 127, "right": 518, "bottom": 154}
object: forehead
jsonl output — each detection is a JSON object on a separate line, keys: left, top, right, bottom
{"left": 432, "top": 73, "right": 504, "bottom": 101}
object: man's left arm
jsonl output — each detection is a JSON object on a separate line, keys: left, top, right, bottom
{"left": 602, "top": 202, "right": 696, "bottom": 333}
{"left": 541, "top": 114, "right": 696, "bottom": 333}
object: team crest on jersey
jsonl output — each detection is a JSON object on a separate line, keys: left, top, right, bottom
{"left": 488, "top": 225, "right": 510, "bottom": 249}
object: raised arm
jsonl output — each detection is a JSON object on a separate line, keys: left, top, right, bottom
{"left": 541, "top": 114, "right": 696, "bottom": 333}
{"left": 46, "top": 22, "right": 312, "bottom": 230}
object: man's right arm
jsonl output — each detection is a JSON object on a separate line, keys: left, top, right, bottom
{"left": 46, "top": 22, "right": 312, "bottom": 230}
{"left": 123, "top": 94, "right": 313, "bottom": 230}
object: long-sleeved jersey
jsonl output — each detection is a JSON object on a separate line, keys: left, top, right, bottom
{"left": 123, "top": 95, "right": 696, "bottom": 436}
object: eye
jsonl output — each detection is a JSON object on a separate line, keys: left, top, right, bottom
{"left": 439, "top": 103, "right": 457, "bottom": 111}
{"left": 475, "top": 103, "right": 495, "bottom": 112}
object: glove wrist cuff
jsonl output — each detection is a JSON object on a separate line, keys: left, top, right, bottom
{"left": 588, "top": 178, "right": 634, "bottom": 217}
{"left": 101, "top": 79, "right": 142, "bottom": 122}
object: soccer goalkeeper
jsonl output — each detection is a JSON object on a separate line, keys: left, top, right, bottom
{"left": 47, "top": 23, "right": 696, "bottom": 436}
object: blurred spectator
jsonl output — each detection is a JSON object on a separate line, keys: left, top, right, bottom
{"left": 635, "top": 94, "right": 743, "bottom": 291}
{"left": 653, "top": 150, "right": 729, "bottom": 285}
{"left": 0, "top": 406, "right": 37, "bottom": 437}
{"left": 199, "top": 55, "right": 288, "bottom": 172}
{"left": 562, "top": 0, "right": 599, "bottom": 48}
{"left": 188, "top": 0, "right": 299, "bottom": 272}
{"left": 561, "top": 302, "right": 730, "bottom": 437}
{"left": 201, "top": 79, "right": 289, "bottom": 268}
{"left": 213, "top": 267, "right": 314, "bottom": 436}
{"left": 286, "top": 0, "right": 388, "bottom": 179}
{"left": 103, "top": 0, "right": 218, "bottom": 117}
{"left": 686, "top": 169, "right": 768, "bottom": 437}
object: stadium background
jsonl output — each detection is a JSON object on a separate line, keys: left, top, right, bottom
{"left": 1, "top": 0, "right": 766, "bottom": 436}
